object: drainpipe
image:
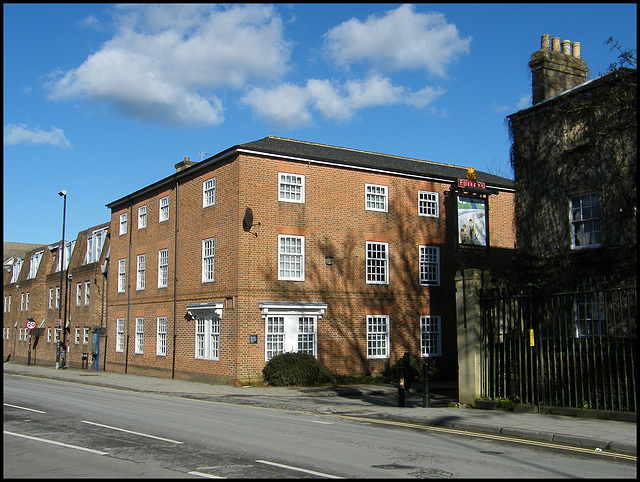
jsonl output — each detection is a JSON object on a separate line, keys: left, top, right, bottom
{"left": 125, "top": 202, "right": 133, "bottom": 374}
{"left": 101, "top": 256, "right": 109, "bottom": 371}
{"left": 172, "top": 180, "right": 179, "bottom": 379}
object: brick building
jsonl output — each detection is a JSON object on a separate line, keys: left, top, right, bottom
{"left": 3, "top": 224, "right": 110, "bottom": 367}
{"left": 105, "top": 137, "right": 515, "bottom": 385}
{"left": 508, "top": 35, "right": 637, "bottom": 286}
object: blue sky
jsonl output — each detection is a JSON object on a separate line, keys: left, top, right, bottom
{"left": 3, "top": 3, "right": 636, "bottom": 245}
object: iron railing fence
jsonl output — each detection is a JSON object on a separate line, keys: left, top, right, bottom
{"left": 480, "top": 280, "right": 636, "bottom": 412}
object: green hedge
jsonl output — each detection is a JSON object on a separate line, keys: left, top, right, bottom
{"left": 262, "top": 352, "right": 335, "bottom": 387}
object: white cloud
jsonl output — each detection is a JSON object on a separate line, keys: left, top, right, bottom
{"left": 242, "top": 84, "right": 312, "bottom": 129}
{"left": 47, "top": 4, "right": 290, "bottom": 127}
{"left": 4, "top": 124, "right": 72, "bottom": 148}
{"left": 516, "top": 95, "right": 531, "bottom": 110}
{"left": 242, "top": 74, "right": 446, "bottom": 128}
{"left": 323, "top": 4, "right": 471, "bottom": 77}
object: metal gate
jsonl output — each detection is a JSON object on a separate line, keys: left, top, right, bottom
{"left": 480, "top": 281, "right": 636, "bottom": 412}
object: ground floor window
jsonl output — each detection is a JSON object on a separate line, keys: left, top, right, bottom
{"left": 186, "top": 302, "right": 224, "bottom": 361}
{"left": 420, "top": 315, "right": 441, "bottom": 357}
{"left": 367, "top": 315, "right": 390, "bottom": 359}
{"left": 195, "top": 315, "right": 220, "bottom": 360}
{"left": 116, "top": 318, "right": 124, "bottom": 352}
{"left": 157, "top": 317, "right": 167, "bottom": 356}
{"left": 259, "top": 301, "right": 327, "bottom": 362}
{"left": 265, "top": 315, "right": 317, "bottom": 361}
{"left": 135, "top": 318, "right": 144, "bottom": 354}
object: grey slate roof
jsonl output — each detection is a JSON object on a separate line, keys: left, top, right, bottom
{"left": 107, "top": 136, "right": 514, "bottom": 209}
{"left": 239, "top": 137, "right": 514, "bottom": 188}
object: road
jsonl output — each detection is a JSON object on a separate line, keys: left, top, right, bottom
{"left": 3, "top": 374, "right": 636, "bottom": 478}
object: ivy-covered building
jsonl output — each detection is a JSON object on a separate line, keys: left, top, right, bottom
{"left": 508, "top": 35, "right": 637, "bottom": 286}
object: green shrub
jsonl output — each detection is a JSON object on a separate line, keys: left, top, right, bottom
{"left": 262, "top": 352, "right": 336, "bottom": 387}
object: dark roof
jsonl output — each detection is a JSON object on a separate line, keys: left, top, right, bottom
{"left": 239, "top": 137, "right": 514, "bottom": 188}
{"left": 107, "top": 136, "right": 514, "bottom": 209}
{"left": 3, "top": 242, "right": 47, "bottom": 263}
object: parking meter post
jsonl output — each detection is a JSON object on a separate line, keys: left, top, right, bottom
{"left": 423, "top": 360, "right": 431, "bottom": 408}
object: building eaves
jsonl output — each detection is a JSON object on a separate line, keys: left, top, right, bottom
{"left": 239, "top": 136, "right": 514, "bottom": 189}
{"left": 106, "top": 137, "right": 515, "bottom": 211}
{"left": 509, "top": 67, "right": 636, "bottom": 120}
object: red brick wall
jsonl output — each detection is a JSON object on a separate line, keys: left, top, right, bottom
{"left": 103, "top": 151, "right": 515, "bottom": 384}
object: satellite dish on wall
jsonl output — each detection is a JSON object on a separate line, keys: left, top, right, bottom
{"left": 243, "top": 207, "right": 260, "bottom": 237}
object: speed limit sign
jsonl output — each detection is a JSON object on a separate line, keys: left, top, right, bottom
{"left": 26, "top": 319, "right": 36, "bottom": 330}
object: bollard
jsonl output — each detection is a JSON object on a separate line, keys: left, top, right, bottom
{"left": 398, "top": 376, "right": 406, "bottom": 407}
{"left": 423, "top": 360, "right": 431, "bottom": 408}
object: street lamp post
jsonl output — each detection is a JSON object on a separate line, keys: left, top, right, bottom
{"left": 57, "top": 190, "right": 67, "bottom": 369}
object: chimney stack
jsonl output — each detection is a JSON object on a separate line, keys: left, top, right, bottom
{"left": 529, "top": 34, "right": 589, "bottom": 105}
{"left": 174, "top": 156, "right": 196, "bottom": 173}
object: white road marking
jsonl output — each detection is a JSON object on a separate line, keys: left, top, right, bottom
{"left": 4, "top": 430, "right": 108, "bottom": 455}
{"left": 81, "top": 420, "right": 183, "bottom": 444}
{"left": 4, "top": 403, "right": 46, "bottom": 413}
{"left": 256, "top": 459, "right": 343, "bottom": 478}
{"left": 187, "top": 471, "right": 225, "bottom": 478}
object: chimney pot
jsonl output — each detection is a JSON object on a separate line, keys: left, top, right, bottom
{"left": 562, "top": 40, "right": 571, "bottom": 55}
{"left": 572, "top": 42, "right": 581, "bottom": 59}
{"left": 541, "top": 34, "right": 551, "bottom": 50}
{"left": 552, "top": 37, "right": 561, "bottom": 52}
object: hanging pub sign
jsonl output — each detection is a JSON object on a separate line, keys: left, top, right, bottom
{"left": 457, "top": 178, "right": 486, "bottom": 190}
{"left": 455, "top": 168, "right": 489, "bottom": 250}
{"left": 457, "top": 195, "right": 487, "bottom": 247}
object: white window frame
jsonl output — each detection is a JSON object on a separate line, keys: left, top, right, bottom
{"left": 202, "top": 238, "right": 215, "bottom": 283}
{"left": 420, "top": 315, "right": 442, "bottom": 357}
{"left": 25, "top": 292, "right": 29, "bottom": 311}
{"left": 57, "top": 241, "right": 75, "bottom": 272}
{"left": 76, "top": 282, "right": 82, "bottom": 306}
{"left": 278, "top": 172, "right": 305, "bottom": 203}
{"left": 119, "top": 213, "right": 127, "bottom": 236}
{"left": 83, "top": 328, "right": 90, "bottom": 345}
{"left": 85, "top": 281, "right": 90, "bottom": 305}
{"left": 10, "top": 258, "right": 23, "bottom": 283}
{"left": 158, "top": 249, "right": 168, "bottom": 288}
{"left": 419, "top": 246, "right": 440, "bottom": 286}
{"left": 195, "top": 315, "right": 220, "bottom": 361}
{"left": 366, "top": 242, "right": 389, "bottom": 285}
{"left": 418, "top": 191, "right": 439, "bottom": 217}
{"left": 137, "top": 254, "right": 146, "bottom": 291}
{"left": 55, "top": 287, "right": 60, "bottom": 308}
{"left": 75, "top": 328, "right": 80, "bottom": 344}
{"left": 574, "top": 292, "right": 605, "bottom": 338}
{"left": 259, "top": 302, "right": 327, "bottom": 362}
{"left": 138, "top": 205, "right": 147, "bottom": 229}
{"left": 203, "top": 178, "right": 216, "bottom": 207}
{"left": 135, "top": 317, "right": 144, "bottom": 354}
{"left": 159, "top": 196, "right": 170, "bottom": 222}
{"left": 367, "top": 315, "right": 390, "bottom": 359}
{"left": 570, "top": 193, "right": 601, "bottom": 249}
{"left": 365, "top": 184, "right": 388, "bottom": 212}
{"left": 49, "top": 288, "right": 53, "bottom": 309}
{"left": 20, "top": 293, "right": 24, "bottom": 312}
{"left": 85, "top": 228, "right": 106, "bottom": 264}
{"left": 278, "top": 235, "right": 305, "bottom": 281}
{"left": 116, "top": 318, "right": 124, "bottom": 352}
{"left": 118, "top": 259, "right": 126, "bottom": 293}
{"left": 157, "top": 317, "right": 167, "bottom": 356}
{"left": 28, "top": 251, "right": 43, "bottom": 279}
{"left": 47, "top": 328, "right": 51, "bottom": 343}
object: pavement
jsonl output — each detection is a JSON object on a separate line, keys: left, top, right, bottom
{"left": 3, "top": 362, "right": 636, "bottom": 457}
